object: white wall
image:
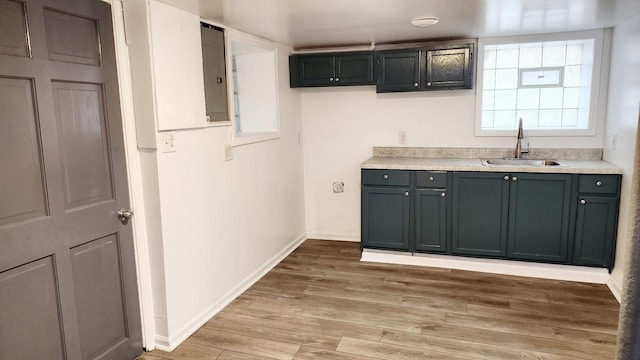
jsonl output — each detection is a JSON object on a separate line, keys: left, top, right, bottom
{"left": 603, "top": 14, "right": 640, "bottom": 299}
{"left": 302, "top": 87, "right": 606, "bottom": 240}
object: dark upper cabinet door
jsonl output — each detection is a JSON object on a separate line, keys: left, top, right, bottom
{"left": 573, "top": 196, "right": 618, "bottom": 267}
{"left": 415, "top": 189, "right": 447, "bottom": 253}
{"left": 362, "top": 187, "right": 411, "bottom": 250}
{"left": 425, "top": 45, "right": 473, "bottom": 89}
{"left": 451, "top": 172, "right": 510, "bottom": 257}
{"left": 335, "top": 53, "right": 374, "bottom": 85}
{"left": 291, "top": 55, "right": 335, "bottom": 86}
{"left": 507, "top": 173, "right": 572, "bottom": 262}
{"left": 376, "top": 50, "right": 422, "bottom": 92}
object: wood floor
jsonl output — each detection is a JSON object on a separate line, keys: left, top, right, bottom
{"left": 139, "top": 240, "right": 619, "bottom": 360}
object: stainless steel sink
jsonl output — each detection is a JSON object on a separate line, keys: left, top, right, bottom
{"left": 482, "top": 159, "right": 563, "bottom": 166}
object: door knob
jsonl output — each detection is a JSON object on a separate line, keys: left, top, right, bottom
{"left": 117, "top": 208, "right": 134, "bottom": 225}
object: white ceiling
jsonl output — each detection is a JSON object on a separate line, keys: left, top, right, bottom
{"left": 157, "top": 0, "right": 640, "bottom": 48}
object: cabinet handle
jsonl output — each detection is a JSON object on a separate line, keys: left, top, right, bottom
{"left": 596, "top": 180, "right": 603, "bottom": 187}
{"left": 329, "top": 77, "right": 334, "bottom": 82}
{"left": 428, "top": 176, "right": 434, "bottom": 181}
{"left": 427, "top": 82, "right": 432, "bottom": 86}
{"left": 512, "top": 176, "right": 518, "bottom": 182}
{"left": 441, "top": 192, "right": 446, "bottom": 197}
{"left": 413, "top": 82, "right": 419, "bottom": 88}
{"left": 580, "top": 199, "right": 586, "bottom": 205}
{"left": 404, "top": 191, "right": 410, "bottom": 197}
{"left": 503, "top": 175, "right": 510, "bottom": 181}
{"left": 335, "top": 77, "right": 340, "bottom": 82}
{"left": 383, "top": 174, "right": 389, "bottom": 179}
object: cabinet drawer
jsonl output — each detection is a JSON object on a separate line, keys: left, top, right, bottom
{"left": 416, "top": 171, "right": 447, "bottom": 188}
{"left": 362, "top": 169, "right": 410, "bottom": 186}
{"left": 578, "top": 175, "right": 620, "bottom": 194}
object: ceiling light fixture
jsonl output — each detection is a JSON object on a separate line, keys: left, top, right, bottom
{"left": 411, "top": 17, "right": 439, "bottom": 28}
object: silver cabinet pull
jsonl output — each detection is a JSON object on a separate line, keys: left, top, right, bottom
{"left": 383, "top": 174, "right": 389, "bottom": 179}
{"left": 512, "top": 176, "right": 518, "bottom": 182}
{"left": 580, "top": 199, "right": 586, "bottom": 205}
{"left": 329, "top": 77, "right": 334, "bottom": 82}
{"left": 427, "top": 82, "right": 432, "bottom": 86}
{"left": 428, "top": 176, "right": 434, "bottom": 181}
{"left": 441, "top": 192, "right": 446, "bottom": 197}
{"left": 596, "top": 180, "right": 603, "bottom": 187}
{"left": 413, "top": 82, "right": 419, "bottom": 87}
{"left": 404, "top": 191, "right": 410, "bottom": 197}
{"left": 503, "top": 175, "right": 510, "bottom": 181}
{"left": 335, "top": 77, "right": 340, "bottom": 82}
{"left": 117, "top": 208, "right": 134, "bottom": 225}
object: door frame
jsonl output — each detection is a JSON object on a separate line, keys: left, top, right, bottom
{"left": 104, "top": 0, "right": 156, "bottom": 350}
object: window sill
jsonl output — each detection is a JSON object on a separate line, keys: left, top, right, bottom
{"left": 232, "top": 131, "right": 280, "bottom": 146}
{"left": 476, "top": 128, "right": 597, "bottom": 137}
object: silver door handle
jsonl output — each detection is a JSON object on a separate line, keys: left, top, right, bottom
{"left": 117, "top": 208, "right": 134, "bottom": 225}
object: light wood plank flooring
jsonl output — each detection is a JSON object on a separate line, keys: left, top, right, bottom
{"left": 139, "top": 240, "right": 619, "bottom": 360}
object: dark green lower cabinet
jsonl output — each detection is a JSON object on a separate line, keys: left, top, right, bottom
{"left": 573, "top": 196, "right": 618, "bottom": 267}
{"left": 451, "top": 172, "right": 509, "bottom": 257}
{"left": 415, "top": 189, "right": 447, "bottom": 253}
{"left": 361, "top": 187, "right": 410, "bottom": 250}
{"left": 507, "top": 173, "right": 572, "bottom": 262}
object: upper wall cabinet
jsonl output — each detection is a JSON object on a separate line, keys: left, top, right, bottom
{"left": 201, "top": 23, "right": 229, "bottom": 123}
{"left": 149, "top": 1, "right": 207, "bottom": 131}
{"left": 289, "top": 52, "right": 375, "bottom": 87}
{"left": 376, "top": 41, "right": 475, "bottom": 93}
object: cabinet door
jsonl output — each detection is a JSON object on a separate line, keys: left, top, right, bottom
{"left": 362, "top": 187, "right": 411, "bottom": 250}
{"left": 425, "top": 45, "right": 472, "bottom": 89}
{"left": 376, "top": 50, "right": 422, "bottom": 92}
{"left": 293, "top": 55, "right": 335, "bottom": 86}
{"left": 415, "top": 189, "right": 447, "bottom": 253}
{"left": 507, "top": 173, "right": 572, "bottom": 262}
{"left": 201, "top": 25, "right": 229, "bottom": 122}
{"left": 573, "top": 196, "right": 618, "bottom": 267}
{"left": 451, "top": 172, "right": 509, "bottom": 257}
{"left": 335, "top": 53, "right": 374, "bottom": 85}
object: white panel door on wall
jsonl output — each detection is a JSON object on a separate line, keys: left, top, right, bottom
{"left": 0, "top": 0, "right": 142, "bottom": 359}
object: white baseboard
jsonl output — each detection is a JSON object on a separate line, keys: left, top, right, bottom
{"left": 607, "top": 278, "right": 623, "bottom": 303}
{"left": 306, "top": 231, "right": 360, "bottom": 242}
{"left": 361, "top": 249, "right": 610, "bottom": 284}
{"left": 155, "top": 232, "right": 307, "bottom": 352}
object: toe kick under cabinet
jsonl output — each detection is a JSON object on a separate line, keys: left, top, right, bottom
{"left": 361, "top": 169, "right": 621, "bottom": 270}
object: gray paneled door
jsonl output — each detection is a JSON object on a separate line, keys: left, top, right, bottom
{"left": 0, "top": 0, "right": 142, "bottom": 359}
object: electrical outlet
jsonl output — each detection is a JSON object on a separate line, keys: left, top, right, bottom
{"left": 399, "top": 131, "right": 407, "bottom": 145}
{"left": 333, "top": 182, "right": 344, "bottom": 193}
{"left": 160, "top": 132, "right": 176, "bottom": 153}
{"left": 223, "top": 143, "right": 233, "bottom": 161}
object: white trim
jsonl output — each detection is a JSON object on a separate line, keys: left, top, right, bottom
{"left": 306, "top": 231, "right": 361, "bottom": 242}
{"left": 361, "top": 249, "right": 610, "bottom": 284}
{"left": 155, "top": 232, "right": 307, "bottom": 352}
{"left": 111, "top": 0, "right": 156, "bottom": 350}
{"left": 607, "top": 278, "right": 623, "bottom": 303}
{"left": 475, "top": 29, "right": 606, "bottom": 137}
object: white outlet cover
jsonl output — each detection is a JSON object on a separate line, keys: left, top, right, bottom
{"left": 223, "top": 143, "right": 233, "bottom": 161}
{"left": 160, "top": 132, "right": 176, "bottom": 153}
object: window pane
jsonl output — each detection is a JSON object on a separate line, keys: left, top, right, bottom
{"left": 518, "top": 46, "right": 542, "bottom": 68}
{"left": 540, "top": 88, "right": 563, "bottom": 109}
{"left": 539, "top": 109, "right": 562, "bottom": 127}
{"left": 563, "top": 87, "right": 579, "bottom": 108}
{"left": 542, "top": 46, "right": 566, "bottom": 67}
{"left": 562, "top": 109, "right": 578, "bottom": 127}
{"left": 494, "top": 110, "right": 516, "bottom": 128}
{"left": 495, "top": 48, "right": 519, "bottom": 68}
{"left": 516, "top": 88, "right": 540, "bottom": 109}
{"left": 565, "top": 43, "right": 583, "bottom": 65}
{"left": 483, "top": 69, "right": 496, "bottom": 89}
{"left": 517, "top": 110, "right": 539, "bottom": 127}
{"left": 494, "top": 89, "right": 517, "bottom": 110}
{"left": 564, "top": 65, "right": 581, "bottom": 86}
{"left": 483, "top": 90, "right": 495, "bottom": 110}
{"left": 482, "top": 111, "right": 494, "bottom": 128}
{"left": 495, "top": 68, "right": 518, "bottom": 89}
{"left": 484, "top": 49, "right": 497, "bottom": 69}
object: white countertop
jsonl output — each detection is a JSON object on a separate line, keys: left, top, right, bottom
{"left": 361, "top": 156, "right": 624, "bottom": 174}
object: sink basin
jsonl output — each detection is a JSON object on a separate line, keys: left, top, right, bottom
{"left": 482, "top": 159, "right": 563, "bottom": 166}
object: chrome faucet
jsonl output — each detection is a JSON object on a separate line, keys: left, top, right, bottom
{"left": 515, "top": 118, "right": 525, "bottom": 158}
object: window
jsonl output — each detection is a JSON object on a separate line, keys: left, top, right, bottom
{"left": 476, "top": 30, "right": 606, "bottom": 136}
{"left": 226, "top": 30, "right": 280, "bottom": 145}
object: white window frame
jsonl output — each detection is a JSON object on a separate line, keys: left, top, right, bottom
{"left": 475, "top": 29, "right": 607, "bottom": 137}
{"left": 225, "top": 29, "right": 281, "bottom": 146}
